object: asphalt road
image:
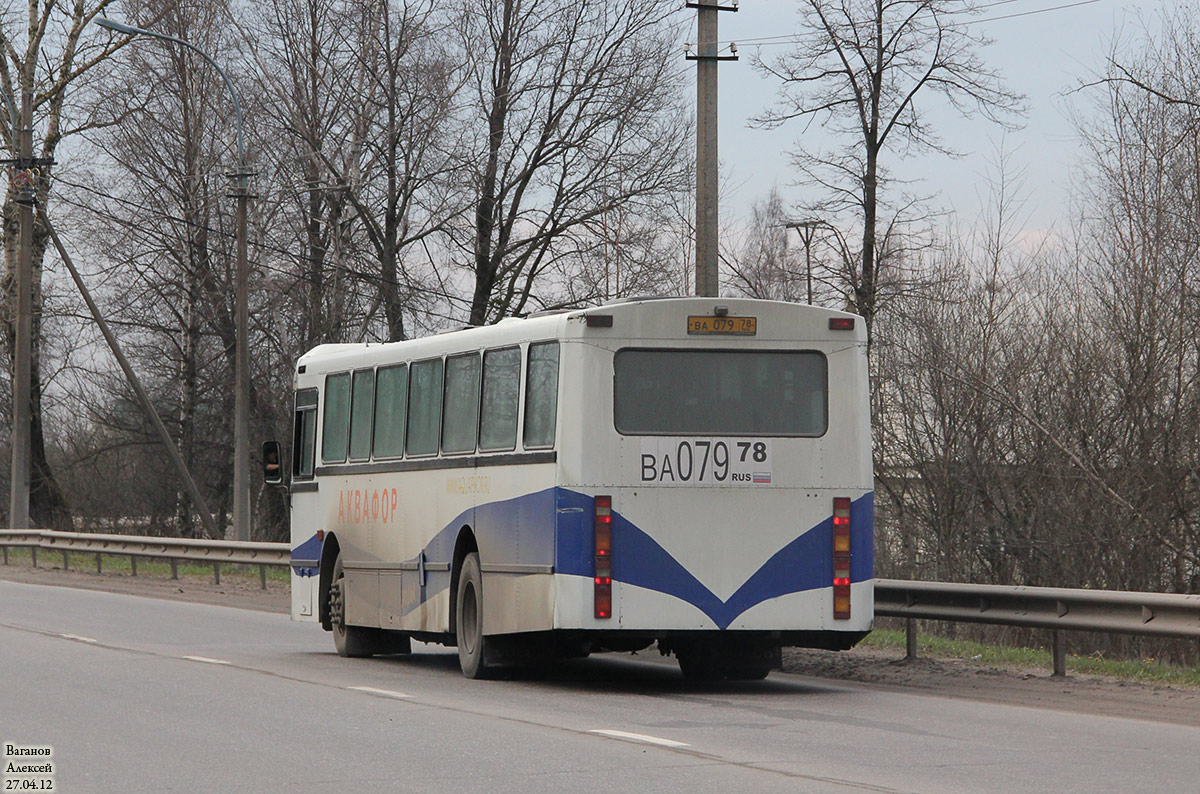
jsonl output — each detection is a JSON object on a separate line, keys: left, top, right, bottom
{"left": 1, "top": 578, "right": 1197, "bottom": 793}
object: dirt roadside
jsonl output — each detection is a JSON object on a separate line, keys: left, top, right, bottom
{"left": 2, "top": 562, "right": 1197, "bottom": 727}
{"left": 782, "top": 646, "right": 1200, "bottom": 727}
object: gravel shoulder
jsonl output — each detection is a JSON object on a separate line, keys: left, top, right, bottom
{"left": 782, "top": 646, "right": 1200, "bottom": 728}
{"left": 3, "top": 562, "right": 1197, "bottom": 727}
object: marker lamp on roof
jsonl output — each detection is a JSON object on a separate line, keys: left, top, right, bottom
{"left": 829, "top": 317, "right": 855, "bottom": 331}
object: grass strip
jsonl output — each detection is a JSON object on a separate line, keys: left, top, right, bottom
{"left": 862, "top": 628, "right": 1200, "bottom": 686}
{"left": 0, "top": 545, "right": 289, "bottom": 585}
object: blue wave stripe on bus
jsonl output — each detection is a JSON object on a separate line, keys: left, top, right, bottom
{"left": 554, "top": 489, "right": 873, "bottom": 629}
{"left": 294, "top": 487, "right": 874, "bottom": 626}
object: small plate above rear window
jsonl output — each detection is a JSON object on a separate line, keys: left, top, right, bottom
{"left": 686, "top": 315, "right": 757, "bottom": 335}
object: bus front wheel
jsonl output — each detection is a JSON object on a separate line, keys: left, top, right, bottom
{"left": 455, "top": 553, "right": 494, "bottom": 679}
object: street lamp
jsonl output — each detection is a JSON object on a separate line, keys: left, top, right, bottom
{"left": 785, "top": 220, "right": 824, "bottom": 305}
{"left": 97, "top": 18, "right": 253, "bottom": 543}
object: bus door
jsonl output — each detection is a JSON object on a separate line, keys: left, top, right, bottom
{"left": 289, "top": 388, "right": 322, "bottom": 620}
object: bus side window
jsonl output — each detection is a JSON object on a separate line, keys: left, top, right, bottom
{"left": 322, "top": 373, "right": 351, "bottom": 463}
{"left": 348, "top": 369, "right": 376, "bottom": 461}
{"left": 524, "top": 341, "right": 559, "bottom": 449}
{"left": 293, "top": 389, "right": 318, "bottom": 478}
{"left": 442, "top": 353, "right": 481, "bottom": 454}
{"left": 480, "top": 347, "right": 520, "bottom": 452}
{"left": 406, "top": 358, "right": 444, "bottom": 457}
{"left": 373, "top": 364, "right": 407, "bottom": 458}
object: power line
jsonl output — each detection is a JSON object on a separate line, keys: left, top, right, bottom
{"left": 973, "top": 0, "right": 1102, "bottom": 23}
{"left": 717, "top": 0, "right": 1106, "bottom": 49}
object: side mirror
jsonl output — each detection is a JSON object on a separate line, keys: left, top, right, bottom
{"left": 262, "top": 440, "right": 284, "bottom": 486}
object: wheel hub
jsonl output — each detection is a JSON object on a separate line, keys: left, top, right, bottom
{"left": 329, "top": 580, "right": 345, "bottom": 628}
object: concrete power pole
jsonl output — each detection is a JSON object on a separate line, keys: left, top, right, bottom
{"left": 688, "top": 0, "right": 737, "bottom": 298}
{"left": 232, "top": 173, "right": 251, "bottom": 543}
{"left": 8, "top": 89, "right": 34, "bottom": 529}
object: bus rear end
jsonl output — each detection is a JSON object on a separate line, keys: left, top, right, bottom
{"left": 553, "top": 298, "right": 872, "bottom": 678}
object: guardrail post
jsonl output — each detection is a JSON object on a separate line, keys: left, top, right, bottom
{"left": 130, "top": 555, "right": 137, "bottom": 577}
{"left": 2, "top": 547, "right": 7, "bottom": 565}
{"left": 31, "top": 546, "right": 37, "bottom": 568}
{"left": 213, "top": 562, "right": 220, "bottom": 585}
{"left": 62, "top": 550, "right": 68, "bottom": 570}
{"left": 96, "top": 553, "right": 102, "bottom": 574}
{"left": 170, "top": 558, "right": 178, "bottom": 580}
{"left": 259, "top": 564, "right": 266, "bottom": 590}
{"left": 905, "top": 618, "right": 918, "bottom": 659}
{"left": 1052, "top": 631, "right": 1066, "bottom": 677}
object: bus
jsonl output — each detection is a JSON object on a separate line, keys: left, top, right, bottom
{"left": 269, "top": 297, "right": 873, "bottom": 679}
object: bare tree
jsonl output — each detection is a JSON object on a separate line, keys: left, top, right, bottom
{"left": 457, "top": 0, "right": 691, "bottom": 324}
{"left": 1, "top": 1, "right": 133, "bottom": 528}
{"left": 251, "top": 0, "right": 362, "bottom": 351}
{"left": 753, "top": 0, "right": 1022, "bottom": 341}
{"left": 722, "top": 187, "right": 806, "bottom": 302}
{"left": 253, "top": 0, "right": 462, "bottom": 344}
{"left": 70, "top": 0, "right": 251, "bottom": 537}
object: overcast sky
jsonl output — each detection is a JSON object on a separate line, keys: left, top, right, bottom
{"left": 699, "top": 0, "right": 1166, "bottom": 241}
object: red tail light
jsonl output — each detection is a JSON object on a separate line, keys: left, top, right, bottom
{"left": 833, "top": 497, "right": 852, "bottom": 619}
{"left": 595, "top": 495, "right": 613, "bottom": 619}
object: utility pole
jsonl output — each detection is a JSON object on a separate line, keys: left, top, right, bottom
{"left": 231, "top": 169, "right": 251, "bottom": 542}
{"left": 687, "top": 0, "right": 737, "bottom": 298}
{"left": 8, "top": 88, "right": 34, "bottom": 529}
{"left": 786, "top": 220, "right": 823, "bottom": 305}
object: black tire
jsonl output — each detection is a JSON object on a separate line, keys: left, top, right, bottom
{"left": 677, "top": 647, "right": 723, "bottom": 681}
{"left": 330, "top": 553, "right": 376, "bottom": 658}
{"left": 677, "top": 644, "right": 774, "bottom": 681}
{"left": 724, "top": 663, "right": 772, "bottom": 681}
{"left": 375, "top": 630, "right": 412, "bottom": 656}
{"left": 455, "top": 553, "right": 493, "bottom": 678}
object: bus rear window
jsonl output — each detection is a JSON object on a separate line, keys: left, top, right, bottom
{"left": 613, "top": 350, "right": 827, "bottom": 436}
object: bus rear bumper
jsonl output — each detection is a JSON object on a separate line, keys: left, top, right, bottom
{"left": 553, "top": 574, "right": 874, "bottom": 634}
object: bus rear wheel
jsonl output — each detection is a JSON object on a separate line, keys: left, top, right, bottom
{"left": 456, "top": 553, "right": 494, "bottom": 679}
{"left": 676, "top": 642, "right": 775, "bottom": 681}
{"left": 330, "top": 553, "right": 376, "bottom": 658}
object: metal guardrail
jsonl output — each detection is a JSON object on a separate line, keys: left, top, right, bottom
{"left": 875, "top": 578, "right": 1200, "bottom": 675}
{"left": 875, "top": 578, "right": 1200, "bottom": 638}
{"left": 3, "top": 531, "right": 1198, "bottom": 674}
{"left": 0, "top": 529, "right": 289, "bottom": 588}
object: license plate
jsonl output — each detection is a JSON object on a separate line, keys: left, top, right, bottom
{"left": 640, "top": 438, "right": 773, "bottom": 486}
{"left": 686, "top": 315, "right": 757, "bottom": 335}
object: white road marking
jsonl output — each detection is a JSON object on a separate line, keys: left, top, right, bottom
{"left": 588, "top": 729, "right": 690, "bottom": 748}
{"left": 181, "top": 655, "right": 232, "bottom": 665}
{"left": 59, "top": 633, "right": 98, "bottom": 643}
{"left": 348, "top": 686, "right": 412, "bottom": 699}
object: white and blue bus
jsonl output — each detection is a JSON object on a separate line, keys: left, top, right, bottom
{"left": 272, "top": 297, "right": 873, "bottom": 679}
